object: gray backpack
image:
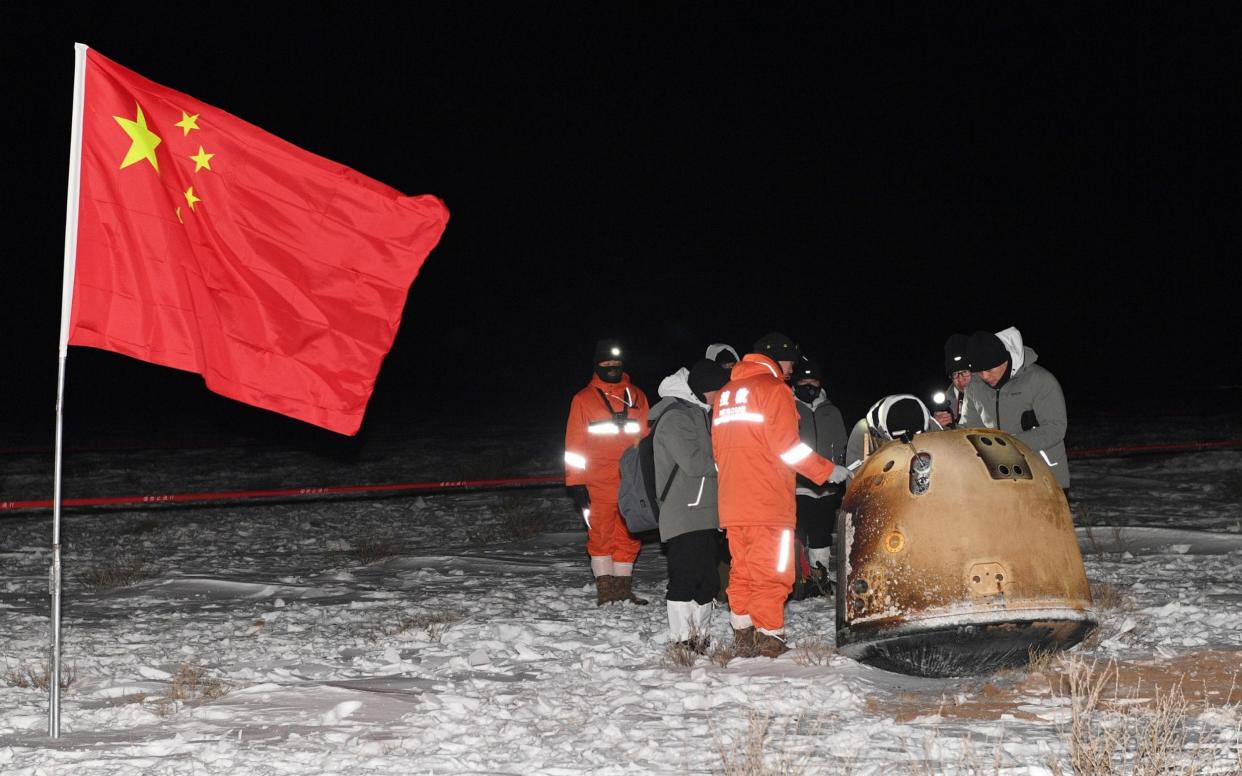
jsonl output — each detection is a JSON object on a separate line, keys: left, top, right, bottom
{"left": 617, "top": 412, "right": 677, "bottom": 534}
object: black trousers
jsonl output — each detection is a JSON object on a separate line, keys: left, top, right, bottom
{"left": 665, "top": 529, "right": 721, "bottom": 605}
{"left": 795, "top": 492, "right": 842, "bottom": 550}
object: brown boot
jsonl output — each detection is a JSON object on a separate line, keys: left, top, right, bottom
{"left": 731, "top": 626, "right": 758, "bottom": 658}
{"left": 613, "top": 576, "right": 649, "bottom": 605}
{"left": 595, "top": 575, "right": 616, "bottom": 606}
{"left": 755, "top": 631, "right": 790, "bottom": 658}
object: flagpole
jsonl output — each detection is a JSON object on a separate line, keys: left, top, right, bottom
{"left": 50, "top": 42, "right": 89, "bottom": 740}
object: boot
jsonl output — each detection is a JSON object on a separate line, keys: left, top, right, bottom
{"left": 731, "top": 626, "right": 759, "bottom": 658}
{"left": 811, "top": 562, "right": 836, "bottom": 599}
{"left": 755, "top": 631, "right": 790, "bottom": 658}
{"left": 788, "top": 573, "right": 813, "bottom": 602}
{"left": 687, "top": 600, "right": 713, "bottom": 652}
{"left": 595, "top": 575, "right": 616, "bottom": 606}
{"left": 667, "top": 600, "right": 693, "bottom": 643}
{"left": 807, "top": 547, "right": 835, "bottom": 599}
{"left": 669, "top": 600, "right": 712, "bottom": 653}
{"left": 613, "top": 576, "right": 648, "bottom": 605}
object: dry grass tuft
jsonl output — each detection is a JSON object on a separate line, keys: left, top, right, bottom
{"left": 465, "top": 495, "right": 551, "bottom": 544}
{"left": 491, "top": 495, "right": 550, "bottom": 541}
{"left": 715, "top": 711, "right": 808, "bottom": 776}
{"left": 709, "top": 642, "right": 736, "bottom": 668}
{"left": 80, "top": 559, "right": 159, "bottom": 589}
{"left": 1028, "top": 645, "right": 1056, "bottom": 673}
{"left": 792, "top": 636, "right": 836, "bottom": 667}
{"left": 4, "top": 661, "right": 77, "bottom": 691}
{"left": 1047, "top": 653, "right": 1238, "bottom": 775}
{"left": 1081, "top": 522, "right": 1128, "bottom": 560}
{"left": 166, "top": 661, "right": 229, "bottom": 703}
{"left": 391, "top": 609, "right": 461, "bottom": 641}
{"left": 664, "top": 639, "right": 699, "bottom": 668}
{"left": 1089, "top": 581, "right": 1130, "bottom": 611}
{"left": 905, "top": 729, "right": 1008, "bottom": 775}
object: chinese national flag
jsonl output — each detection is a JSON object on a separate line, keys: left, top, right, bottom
{"left": 69, "top": 48, "right": 449, "bottom": 435}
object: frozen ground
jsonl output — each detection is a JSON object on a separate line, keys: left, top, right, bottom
{"left": 1, "top": 408, "right": 1240, "bottom": 774}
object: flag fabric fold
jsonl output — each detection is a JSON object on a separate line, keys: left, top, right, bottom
{"left": 70, "top": 48, "right": 449, "bottom": 435}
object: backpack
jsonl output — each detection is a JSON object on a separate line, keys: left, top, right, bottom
{"left": 617, "top": 411, "right": 678, "bottom": 534}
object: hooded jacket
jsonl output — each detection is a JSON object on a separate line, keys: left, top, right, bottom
{"left": 795, "top": 388, "right": 848, "bottom": 498}
{"left": 564, "top": 372, "right": 650, "bottom": 495}
{"left": 705, "top": 343, "right": 740, "bottom": 365}
{"left": 711, "top": 354, "right": 836, "bottom": 528}
{"left": 650, "top": 368, "right": 719, "bottom": 543}
{"left": 962, "top": 327, "right": 1070, "bottom": 487}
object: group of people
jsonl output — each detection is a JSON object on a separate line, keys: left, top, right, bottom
{"left": 563, "top": 326, "right": 1069, "bottom": 659}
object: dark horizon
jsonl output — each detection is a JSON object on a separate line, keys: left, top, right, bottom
{"left": 4, "top": 5, "right": 1240, "bottom": 450}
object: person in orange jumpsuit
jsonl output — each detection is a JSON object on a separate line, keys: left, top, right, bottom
{"left": 564, "top": 338, "right": 651, "bottom": 605}
{"left": 712, "top": 333, "right": 853, "bottom": 657}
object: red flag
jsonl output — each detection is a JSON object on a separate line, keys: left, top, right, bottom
{"left": 69, "top": 48, "right": 449, "bottom": 435}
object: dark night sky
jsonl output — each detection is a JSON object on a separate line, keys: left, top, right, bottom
{"left": 3, "top": 4, "right": 1240, "bottom": 448}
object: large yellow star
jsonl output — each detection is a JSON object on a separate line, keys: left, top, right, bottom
{"left": 189, "top": 146, "right": 215, "bottom": 173}
{"left": 175, "top": 112, "right": 200, "bottom": 136}
{"left": 183, "top": 186, "right": 201, "bottom": 211}
{"left": 114, "top": 103, "right": 162, "bottom": 173}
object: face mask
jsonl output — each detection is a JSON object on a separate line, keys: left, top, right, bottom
{"left": 594, "top": 364, "right": 623, "bottom": 383}
{"left": 794, "top": 384, "right": 819, "bottom": 403}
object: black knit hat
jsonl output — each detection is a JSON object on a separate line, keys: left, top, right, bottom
{"left": 687, "top": 359, "right": 729, "bottom": 402}
{"left": 966, "top": 331, "right": 1008, "bottom": 371}
{"left": 752, "top": 331, "right": 800, "bottom": 362}
{"left": 593, "top": 338, "right": 624, "bottom": 364}
{"left": 794, "top": 356, "right": 822, "bottom": 383}
{"left": 943, "top": 333, "right": 971, "bottom": 375}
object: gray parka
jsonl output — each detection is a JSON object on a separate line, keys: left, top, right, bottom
{"left": 962, "top": 327, "right": 1070, "bottom": 488}
{"left": 795, "top": 389, "right": 847, "bottom": 498}
{"left": 650, "top": 368, "right": 720, "bottom": 543}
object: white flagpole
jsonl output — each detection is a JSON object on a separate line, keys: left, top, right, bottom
{"left": 50, "top": 42, "right": 89, "bottom": 740}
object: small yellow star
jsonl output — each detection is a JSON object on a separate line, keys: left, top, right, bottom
{"left": 114, "top": 103, "right": 162, "bottom": 173}
{"left": 183, "top": 186, "right": 201, "bottom": 211}
{"left": 189, "top": 146, "right": 215, "bottom": 173}
{"left": 175, "top": 112, "right": 200, "bottom": 136}
{"left": 176, "top": 206, "right": 183, "bottom": 224}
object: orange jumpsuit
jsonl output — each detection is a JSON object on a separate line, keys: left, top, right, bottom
{"left": 711, "top": 354, "right": 837, "bottom": 633}
{"left": 564, "top": 373, "right": 650, "bottom": 566}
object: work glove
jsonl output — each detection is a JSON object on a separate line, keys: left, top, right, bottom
{"left": 566, "top": 484, "right": 591, "bottom": 515}
{"left": 826, "top": 463, "right": 854, "bottom": 485}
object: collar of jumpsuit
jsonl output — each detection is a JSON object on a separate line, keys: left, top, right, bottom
{"left": 586, "top": 373, "right": 640, "bottom": 435}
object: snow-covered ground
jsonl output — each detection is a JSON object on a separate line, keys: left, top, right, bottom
{"left": 1, "top": 409, "right": 1240, "bottom": 774}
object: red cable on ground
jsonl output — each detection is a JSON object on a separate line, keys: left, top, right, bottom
{"left": 2, "top": 439, "right": 1239, "bottom": 514}
{"left": 0, "top": 475, "right": 565, "bottom": 512}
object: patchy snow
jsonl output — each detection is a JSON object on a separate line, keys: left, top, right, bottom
{"left": 1, "top": 414, "right": 1240, "bottom": 774}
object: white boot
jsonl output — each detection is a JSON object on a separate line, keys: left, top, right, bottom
{"left": 807, "top": 546, "right": 833, "bottom": 572}
{"left": 687, "top": 600, "right": 713, "bottom": 651}
{"left": 667, "top": 600, "right": 696, "bottom": 643}
{"left": 807, "top": 546, "right": 836, "bottom": 597}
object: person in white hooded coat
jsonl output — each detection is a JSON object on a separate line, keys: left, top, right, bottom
{"left": 705, "top": 342, "right": 739, "bottom": 369}
{"left": 650, "top": 359, "right": 730, "bottom": 650}
{"left": 962, "top": 327, "right": 1070, "bottom": 490}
